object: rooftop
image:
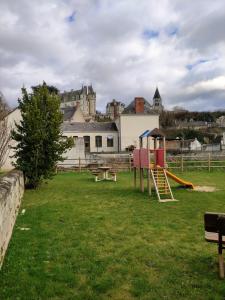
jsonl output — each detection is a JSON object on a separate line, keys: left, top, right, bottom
{"left": 123, "top": 98, "right": 154, "bottom": 114}
{"left": 63, "top": 122, "right": 118, "bottom": 132}
{"left": 153, "top": 87, "right": 161, "bottom": 99}
{"left": 61, "top": 107, "right": 77, "bottom": 121}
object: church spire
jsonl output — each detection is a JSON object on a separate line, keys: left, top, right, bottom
{"left": 152, "top": 87, "right": 163, "bottom": 112}
{"left": 153, "top": 87, "right": 161, "bottom": 99}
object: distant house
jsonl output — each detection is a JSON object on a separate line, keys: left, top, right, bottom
{"left": 165, "top": 139, "right": 182, "bottom": 152}
{"left": 221, "top": 132, "right": 225, "bottom": 150}
{"left": 202, "top": 143, "right": 221, "bottom": 152}
{"left": 175, "top": 120, "right": 213, "bottom": 130}
{"left": 62, "top": 122, "right": 119, "bottom": 153}
{"left": 117, "top": 97, "right": 159, "bottom": 150}
{"left": 188, "top": 138, "right": 202, "bottom": 151}
{"left": 106, "top": 99, "right": 125, "bottom": 120}
{"left": 166, "top": 138, "right": 202, "bottom": 152}
{"left": 216, "top": 116, "right": 225, "bottom": 127}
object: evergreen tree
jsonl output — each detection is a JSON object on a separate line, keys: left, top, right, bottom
{"left": 12, "top": 83, "right": 73, "bottom": 188}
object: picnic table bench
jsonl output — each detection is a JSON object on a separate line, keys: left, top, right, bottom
{"left": 204, "top": 212, "right": 225, "bottom": 279}
{"left": 90, "top": 166, "right": 117, "bottom": 182}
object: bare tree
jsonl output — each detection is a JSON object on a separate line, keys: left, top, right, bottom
{"left": 0, "top": 92, "right": 11, "bottom": 169}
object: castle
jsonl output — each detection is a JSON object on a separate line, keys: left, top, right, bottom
{"left": 60, "top": 85, "right": 96, "bottom": 120}
{"left": 106, "top": 87, "right": 164, "bottom": 119}
{"left": 60, "top": 85, "right": 164, "bottom": 121}
{"left": 2, "top": 85, "right": 162, "bottom": 170}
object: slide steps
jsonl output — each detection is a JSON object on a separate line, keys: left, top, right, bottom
{"left": 151, "top": 168, "right": 175, "bottom": 202}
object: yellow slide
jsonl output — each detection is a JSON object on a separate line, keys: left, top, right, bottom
{"left": 166, "top": 170, "right": 194, "bottom": 189}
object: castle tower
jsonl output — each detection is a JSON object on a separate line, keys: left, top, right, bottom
{"left": 87, "top": 85, "right": 96, "bottom": 116}
{"left": 152, "top": 87, "right": 164, "bottom": 112}
{"left": 106, "top": 99, "right": 125, "bottom": 120}
{"left": 60, "top": 85, "right": 96, "bottom": 118}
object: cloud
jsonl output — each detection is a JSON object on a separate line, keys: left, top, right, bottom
{"left": 0, "top": 0, "right": 225, "bottom": 111}
{"left": 143, "top": 29, "right": 159, "bottom": 40}
{"left": 66, "top": 11, "right": 76, "bottom": 23}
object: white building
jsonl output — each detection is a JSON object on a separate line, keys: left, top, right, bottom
{"left": 220, "top": 132, "right": 225, "bottom": 151}
{"left": 1, "top": 96, "right": 159, "bottom": 170}
{"left": 189, "top": 138, "right": 202, "bottom": 151}
{"left": 116, "top": 114, "right": 159, "bottom": 150}
{"left": 1, "top": 108, "right": 22, "bottom": 170}
{"left": 118, "top": 96, "right": 159, "bottom": 150}
{"left": 216, "top": 116, "right": 225, "bottom": 127}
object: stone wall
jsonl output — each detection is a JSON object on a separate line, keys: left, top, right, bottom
{"left": 0, "top": 170, "right": 24, "bottom": 267}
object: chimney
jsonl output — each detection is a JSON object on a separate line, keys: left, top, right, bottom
{"left": 135, "top": 97, "right": 144, "bottom": 113}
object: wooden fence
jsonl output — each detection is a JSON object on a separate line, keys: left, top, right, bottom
{"left": 57, "top": 156, "right": 133, "bottom": 172}
{"left": 57, "top": 153, "right": 225, "bottom": 172}
{"left": 167, "top": 153, "right": 225, "bottom": 172}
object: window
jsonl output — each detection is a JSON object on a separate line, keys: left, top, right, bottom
{"left": 107, "top": 136, "right": 114, "bottom": 147}
{"left": 84, "top": 136, "right": 90, "bottom": 152}
{"left": 95, "top": 136, "right": 102, "bottom": 148}
{"left": 73, "top": 136, "right": 78, "bottom": 144}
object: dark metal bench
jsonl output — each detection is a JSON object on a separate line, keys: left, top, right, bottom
{"left": 204, "top": 212, "right": 225, "bottom": 279}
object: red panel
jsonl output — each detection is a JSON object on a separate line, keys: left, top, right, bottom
{"left": 133, "top": 149, "right": 140, "bottom": 167}
{"left": 156, "top": 149, "right": 165, "bottom": 167}
{"left": 140, "top": 148, "right": 149, "bottom": 168}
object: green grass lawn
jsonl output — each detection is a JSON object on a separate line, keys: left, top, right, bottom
{"left": 1, "top": 171, "right": 225, "bottom": 299}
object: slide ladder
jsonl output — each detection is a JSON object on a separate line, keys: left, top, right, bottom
{"left": 151, "top": 168, "right": 174, "bottom": 202}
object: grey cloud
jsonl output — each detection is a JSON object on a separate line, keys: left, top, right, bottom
{"left": 183, "top": 11, "right": 225, "bottom": 51}
{"left": 0, "top": 0, "right": 225, "bottom": 112}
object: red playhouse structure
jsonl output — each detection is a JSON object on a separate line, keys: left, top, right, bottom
{"left": 133, "top": 128, "right": 194, "bottom": 202}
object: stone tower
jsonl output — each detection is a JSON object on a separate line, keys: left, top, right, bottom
{"left": 106, "top": 99, "right": 125, "bottom": 120}
{"left": 152, "top": 87, "right": 164, "bottom": 112}
{"left": 87, "top": 85, "right": 96, "bottom": 117}
{"left": 60, "top": 85, "right": 96, "bottom": 119}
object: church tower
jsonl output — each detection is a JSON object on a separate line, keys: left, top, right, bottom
{"left": 152, "top": 87, "right": 164, "bottom": 112}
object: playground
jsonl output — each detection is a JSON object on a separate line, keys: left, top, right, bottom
{"left": 133, "top": 128, "right": 194, "bottom": 202}
{"left": 1, "top": 170, "right": 225, "bottom": 299}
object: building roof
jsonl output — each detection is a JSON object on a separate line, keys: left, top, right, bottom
{"left": 63, "top": 122, "right": 118, "bottom": 132}
{"left": 123, "top": 98, "right": 154, "bottom": 114}
{"left": 61, "top": 85, "right": 95, "bottom": 99}
{"left": 149, "top": 128, "right": 165, "bottom": 138}
{"left": 61, "top": 107, "right": 77, "bottom": 121}
{"left": 139, "top": 128, "right": 164, "bottom": 138}
{"left": 153, "top": 87, "right": 161, "bottom": 99}
{"left": 107, "top": 99, "right": 125, "bottom": 107}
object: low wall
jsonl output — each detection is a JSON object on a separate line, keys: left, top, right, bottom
{"left": 0, "top": 170, "right": 24, "bottom": 267}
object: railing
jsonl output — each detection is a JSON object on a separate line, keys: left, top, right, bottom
{"left": 57, "top": 153, "right": 225, "bottom": 172}
{"left": 57, "top": 155, "right": 133, "bottom": 172}
{"left": 167, "top": 153, "right": 225, "bottom": 172}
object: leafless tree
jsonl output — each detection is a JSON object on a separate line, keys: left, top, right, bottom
{"left": 0, "top": 93, "right": 11, "bottom": 169}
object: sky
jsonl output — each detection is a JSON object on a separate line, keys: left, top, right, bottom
{"left": 0, "top": 0, "right": 225, "bottom": 112}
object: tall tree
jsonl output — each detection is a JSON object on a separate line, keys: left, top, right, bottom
{"left": 12, "top": 83, "right": 73, "bottom": 188}
{"left": 32, "top": 84, "right": 59, "bottom": 95}
{"left": 0, "top": 92, "right": 11, "bottom": 169}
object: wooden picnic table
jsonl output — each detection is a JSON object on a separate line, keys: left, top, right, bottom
{"left": 97, "top": 166, "right": 112, "bottom": 180}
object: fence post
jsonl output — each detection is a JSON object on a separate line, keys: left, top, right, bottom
{"left": 181, "top": 155, "right": 184, "bottom": 172}
{"left": 129, "top": 154, "right": 132, "bottom": 172}
{"left": 208, "top": 153, "right": 211, "bottom": 172}
{"left": 79, "top": 157, "right": 81, "bottom": 172}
